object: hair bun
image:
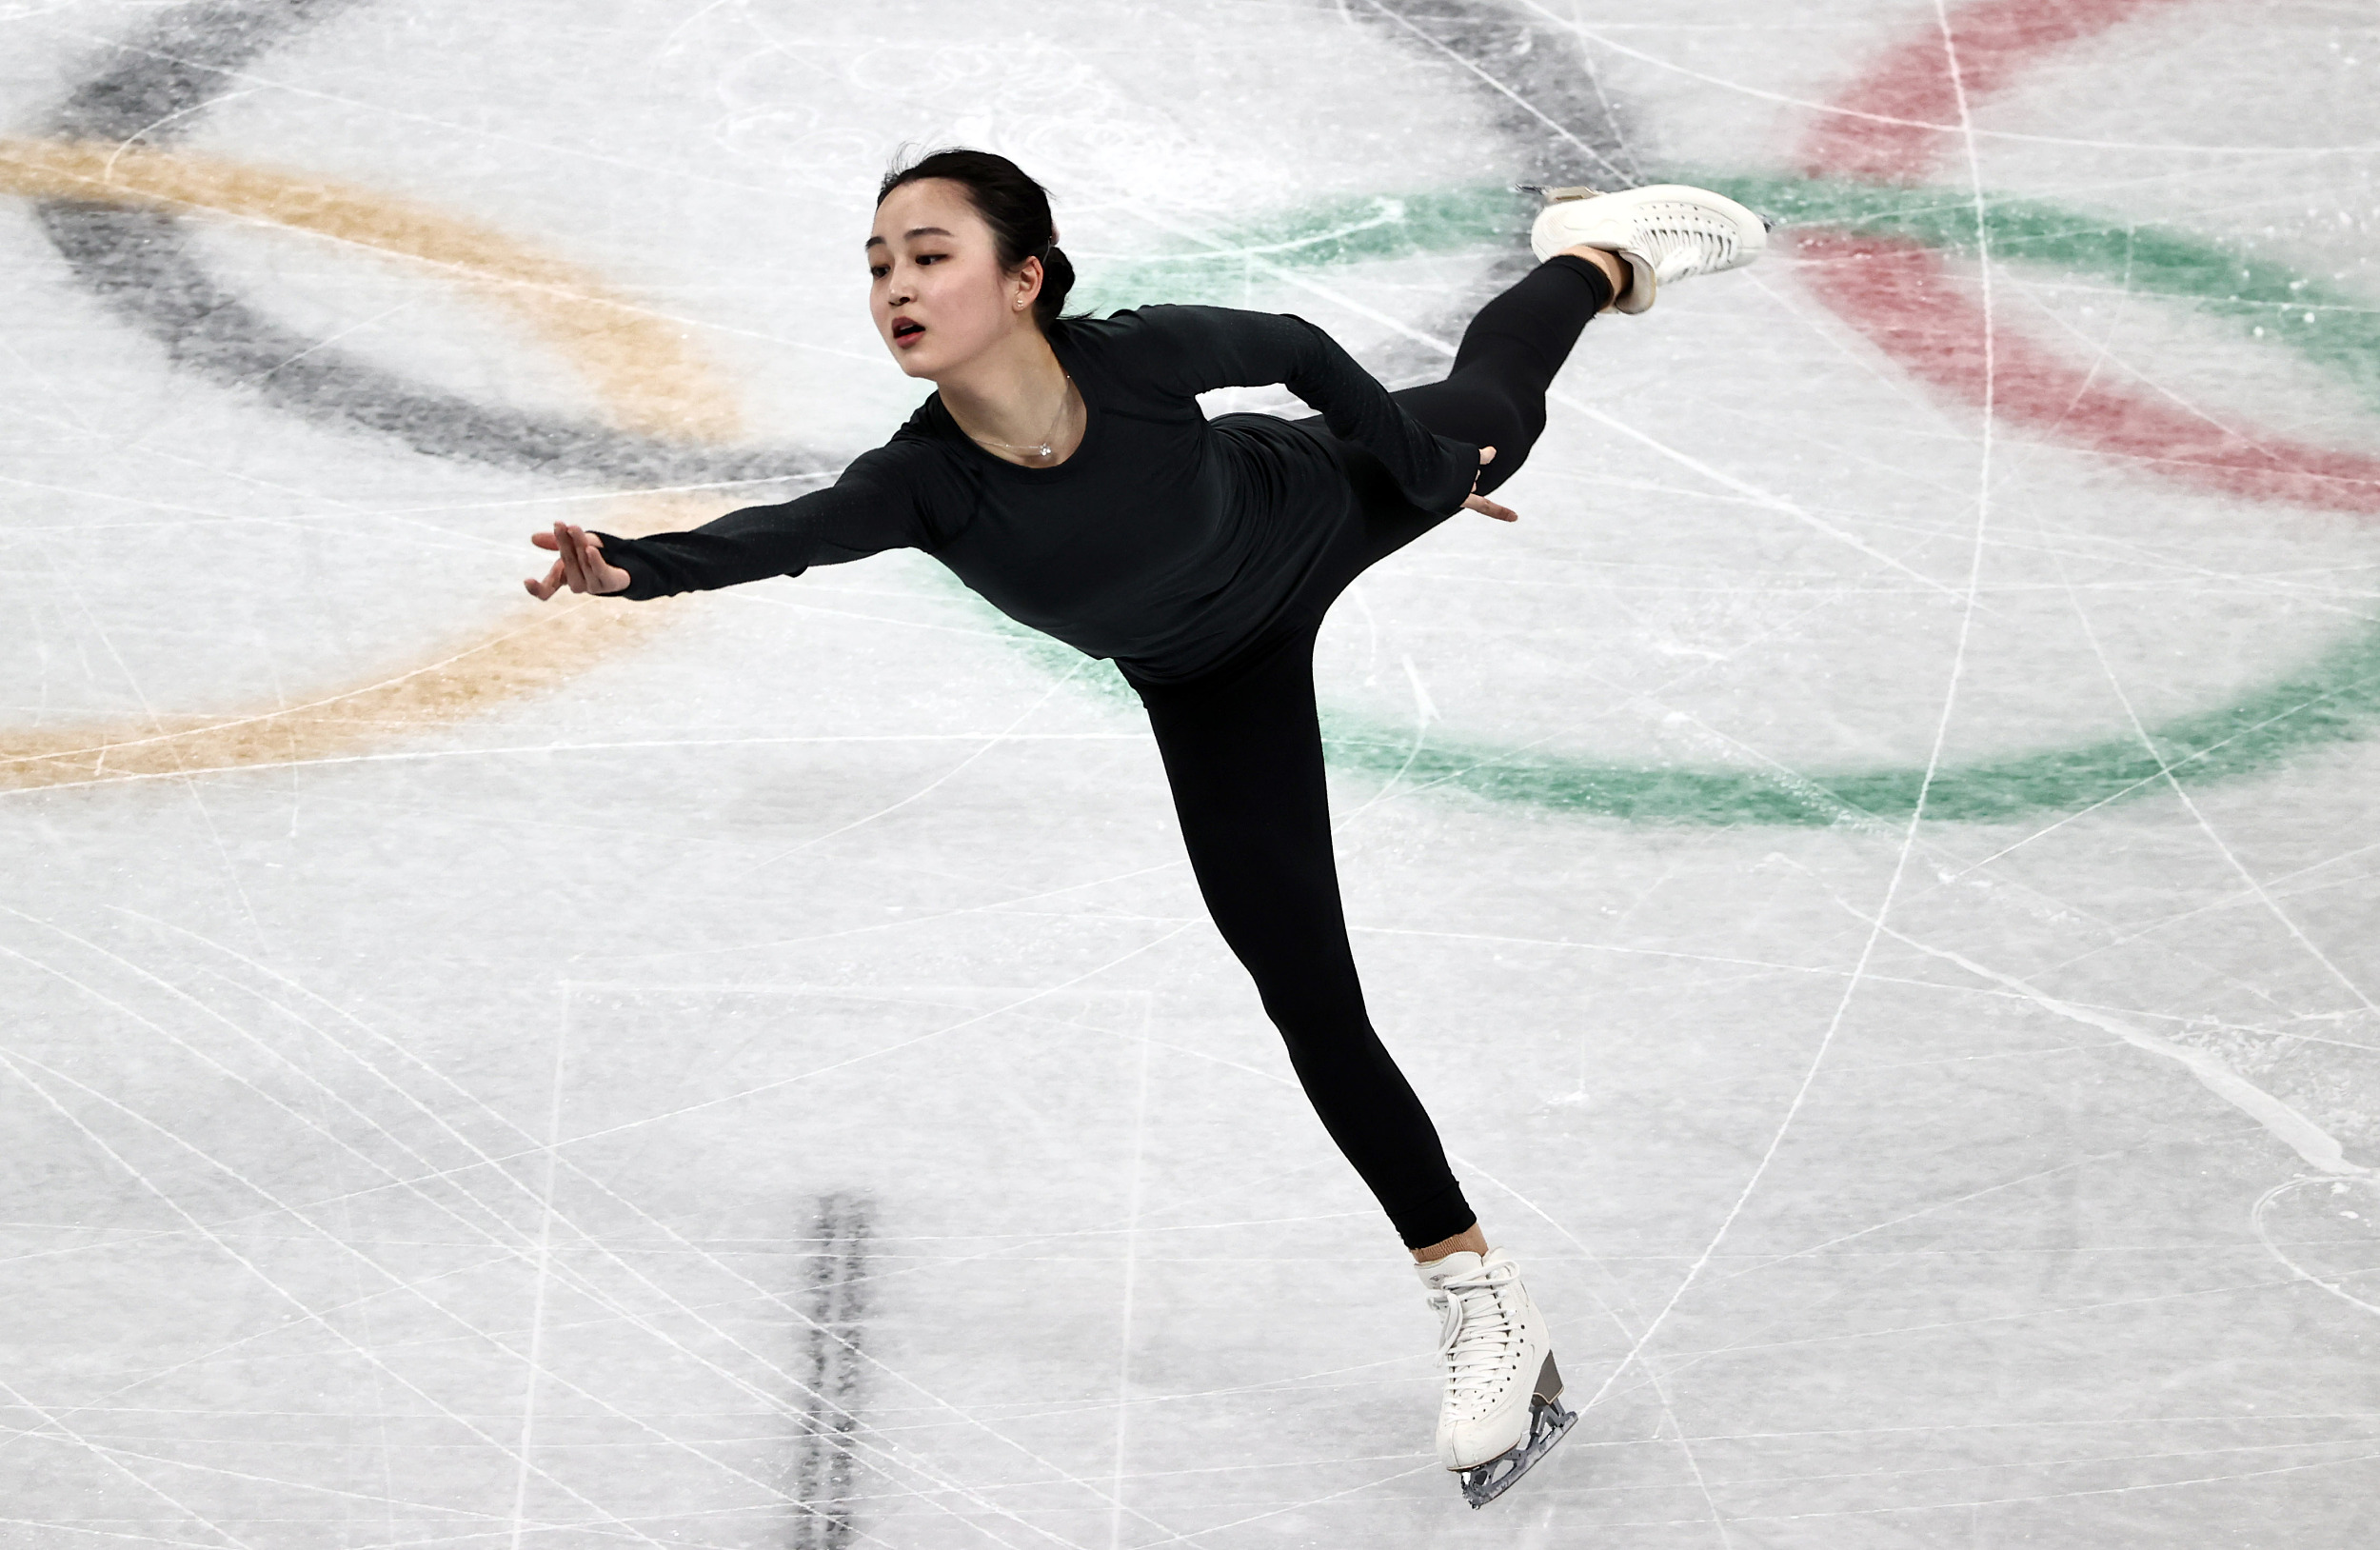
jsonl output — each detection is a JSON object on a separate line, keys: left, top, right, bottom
{"left": 1035, "top": 243, "right": 1077, "bottom": 327}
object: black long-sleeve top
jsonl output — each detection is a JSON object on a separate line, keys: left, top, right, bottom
{"left": 588, "top": 304, "right": 1479, "bottom": 686}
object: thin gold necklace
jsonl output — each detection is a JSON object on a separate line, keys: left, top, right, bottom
{"left": 966, "top": 372, "right": 1076, "bottom": 462}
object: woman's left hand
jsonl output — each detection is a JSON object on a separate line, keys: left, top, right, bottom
{"left": 1463, "top": 446, "right": 1517, "bottom": 522}
{"left": 526, "top": 521, "right": 632, "bottom": 599}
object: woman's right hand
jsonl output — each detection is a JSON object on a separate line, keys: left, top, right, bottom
{"left": 1462, "top": 446, "right": 1517, "bottom": 523}
{"left": 526, "top": 521, "right": 632, "bottom": 599}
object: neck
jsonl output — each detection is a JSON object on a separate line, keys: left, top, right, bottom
{"left": 935, "top": 325, "right": 1073, "bottom": 455}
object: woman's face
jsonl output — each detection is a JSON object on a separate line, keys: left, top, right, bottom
{"left": 867, "top": 178, "right": 1041, "bottom": 378}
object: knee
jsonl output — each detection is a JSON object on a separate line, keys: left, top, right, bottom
{"left": 1236, "top": 952, "right": 1366, "bottom": 1035}
{"left": 1460, "top": 393, "right": 1544, "bottom": 496}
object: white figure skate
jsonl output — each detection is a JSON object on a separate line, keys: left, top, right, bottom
{"left": 1417, "top": 1246, "right": 1577, "bottom": 1507}
{"left": 1524, "top": 183, "right": 1772, "bottom": 314}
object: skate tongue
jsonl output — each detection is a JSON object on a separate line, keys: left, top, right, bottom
{"left": 1415, "top": 1250, "right": 1486, "bottom": 1291}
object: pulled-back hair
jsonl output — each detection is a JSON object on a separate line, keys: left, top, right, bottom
{"left": 877, "top": 148, "right": 1079, "bottom": 330}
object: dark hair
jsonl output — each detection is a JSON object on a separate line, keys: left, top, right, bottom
{"left": 877, "top": 147, "right": 1079, "bottom": 330}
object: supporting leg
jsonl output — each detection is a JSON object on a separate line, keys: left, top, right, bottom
{"left": 1129, "top": 623, "right": 1477, "bottom": 1251}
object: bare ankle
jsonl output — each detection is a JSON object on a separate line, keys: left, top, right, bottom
{"left": 1412, "top": 1222, "right": 1490, "bottom": 1263}
{"left": 1558, "top": 243, "right": 1628, "bottom": 304}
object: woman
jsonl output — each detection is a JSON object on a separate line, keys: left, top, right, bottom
{"left": 526, "top": 149, "right": 1765, "bottom": 1505}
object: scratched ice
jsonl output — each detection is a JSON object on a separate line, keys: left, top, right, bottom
{"left": 2, "top": 0, "right": 2377, "bottom": 1544}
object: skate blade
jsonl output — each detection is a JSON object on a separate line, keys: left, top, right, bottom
{"left": 1514, "top": 182, "right": 1609, "bottom": 203}
{"left": 1458, "top": 1394, "right": 1578, "bottom": 1509}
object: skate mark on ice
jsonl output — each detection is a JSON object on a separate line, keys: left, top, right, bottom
{"left": 1505, "top": 0, "right": 2325, "bottom": 156}
{"left": 0, "top": 1043, "right": 684, "bottom": 1544}
{"left": 105, "top": 897, "right": 1141, "bottom": 1542}
{"left": 1567, "top": 0, "right": 2014, "bottom": 1455}
{"left": 788, "top": 1192, "right": 874, "bottom": 1550}
{"left": 1354, "top": 0, "right": 1636, "bottom": 189}
{"left": 0, "top": 912, "right": 969, "bottom": 1543}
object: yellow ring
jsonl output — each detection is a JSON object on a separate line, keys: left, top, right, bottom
{"left": 0, "top": 139, "right": 740, "bottom": 791}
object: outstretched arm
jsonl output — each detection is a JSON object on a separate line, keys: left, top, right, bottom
{"left": 525, "top": 444, "right": 946, "bottom": 602}
{"left": 1133, "top": 303, "right": 1483, "bottom": 517}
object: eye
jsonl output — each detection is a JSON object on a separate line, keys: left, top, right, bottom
{"left": 916, "top": 250, "right": 946, "bottom": 265}
{"left": 869, "top": 263, "right": 888, "bottom": 279}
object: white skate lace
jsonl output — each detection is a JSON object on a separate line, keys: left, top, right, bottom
{"left": 1623, "top": 202, "right": 1747, "bottom": 282}
{"left": 1431, "top": 1260, "right": 1525, "bottom": 1416}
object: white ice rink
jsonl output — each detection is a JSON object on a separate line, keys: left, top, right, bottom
{"left": 3, "top": 0, "right": 2378, "bottom": 1543}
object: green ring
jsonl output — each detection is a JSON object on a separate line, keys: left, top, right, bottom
{"left": 954, "top": 174, "right": 2380, "bottom": 827}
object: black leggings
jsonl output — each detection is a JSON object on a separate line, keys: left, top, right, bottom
{"left": 1122, "top": 256, "right": 1611, "bottom": 1249}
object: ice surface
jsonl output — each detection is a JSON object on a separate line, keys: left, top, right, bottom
{"left": 2, "top": 0, "right": 2377, "bottom": 1544}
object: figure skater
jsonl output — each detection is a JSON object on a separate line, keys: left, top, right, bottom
{"left": 526, "top": 148, "right": 1765, "bottom": 1505}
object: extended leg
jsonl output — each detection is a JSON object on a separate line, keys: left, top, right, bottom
{"left": 1127, "top": 623, "right": 1475, "bottom": 1251}
{"left": 1392, "top": 252, "right": 1613, "bottom": 497}
{"left": 1273, "top": 252, "right": 1617, "bottom": 618}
